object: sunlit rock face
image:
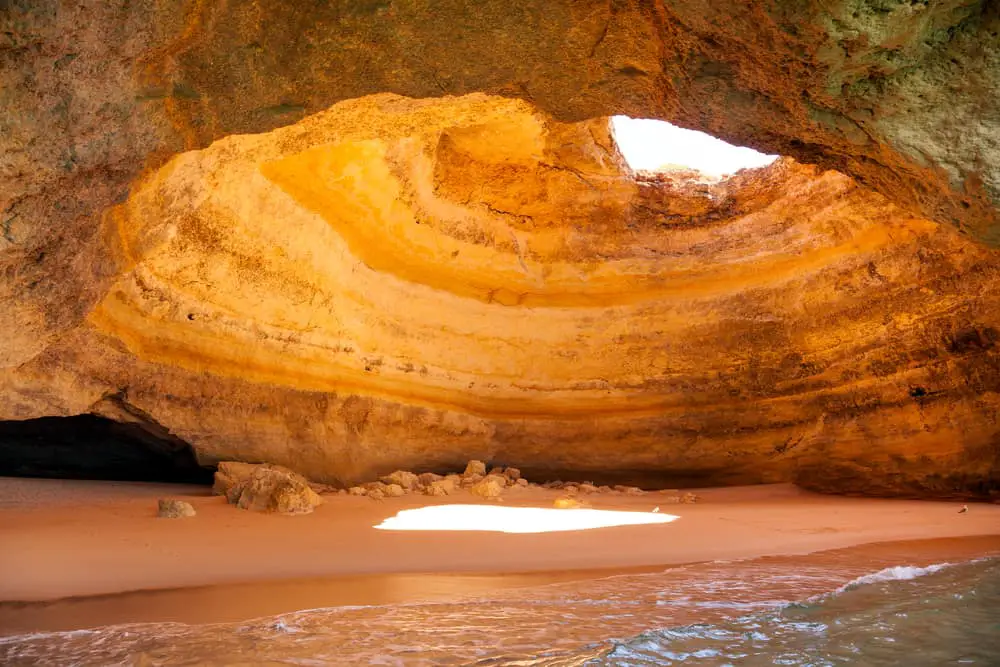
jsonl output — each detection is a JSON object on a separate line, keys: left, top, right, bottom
{"left": 2, "top": 93, "right": 998, "bottom": 498}
{"left": 4, "top": 0, "right": 1000, "bottom": 373}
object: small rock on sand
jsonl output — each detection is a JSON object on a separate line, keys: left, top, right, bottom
{"left": 157, "top": 499, "right": 196, "bottom": 518}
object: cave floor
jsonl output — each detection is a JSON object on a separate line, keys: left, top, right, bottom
{"left": 0, "top": 478, "right": 997, "bottom": 635}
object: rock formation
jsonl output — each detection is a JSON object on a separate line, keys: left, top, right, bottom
{"left": 2, "top": 2, "right": 999, "bottom": 500}
{"left": 214, "top": 462, "right": 323, "bottom": 514}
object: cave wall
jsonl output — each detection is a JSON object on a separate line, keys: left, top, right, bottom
{"left": 3, "top": 0, "right": 1000, "bottom": 368}
{"left": 2, "top": 93, "right": 998, "bottom": 497}
{"left": 2, "top": 2, "right": 1000, "bottom": 497}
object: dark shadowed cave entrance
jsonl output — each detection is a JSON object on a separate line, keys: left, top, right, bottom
{"left": 0, "top": 415, "right": 214, "bottom": 484}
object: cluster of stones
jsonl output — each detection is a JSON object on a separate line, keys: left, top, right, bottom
{"left": 198, "top": 460, "right": 702, "bottom": 514}
{"left": 345, "top": 460, "right": 525, "bottom": 500}
{"left": 342, "top": 460, "right": 701, "bottom": 505}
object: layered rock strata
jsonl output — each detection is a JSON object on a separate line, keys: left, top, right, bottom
{"left": 3, "top": 0, "right": 1000, "bottom": 372}
{"left": 2, "top": 94, "right": 998, "bottom": 498}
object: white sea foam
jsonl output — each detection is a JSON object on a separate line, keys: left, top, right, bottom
{"left": 803, "top": 562, "right": 954, "bottom": 603}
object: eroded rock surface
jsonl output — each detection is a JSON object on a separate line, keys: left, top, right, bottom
{"left": 1, "top": 93, "right": 997, "bottom": 498}
{"left": 214, "top": 462, "right": 323, "bottom": 514}
{"left": 2, "top": 3, "right": 1000, "bottom": 501}
{"left": 3, "top": 0, "right": 1000, "bottom": 371}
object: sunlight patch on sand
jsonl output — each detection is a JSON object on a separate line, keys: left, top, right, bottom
{"left": 374, "top": 504, "right": 679, "bottom": 534}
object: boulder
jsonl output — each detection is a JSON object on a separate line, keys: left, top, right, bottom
{"left": 381, "top": 470, "right": 419, "bottom": 490}
{"left": 485, "top": 474, "right": 508, "bottom": 488}
{"left": 367, "top": 488, "right": 385, "bottom": 501}
{"left": 681, "top": 492, "right": 700, "bottom": 504}
{"left": 578, "top": 483, "right": 598, "bottom": 494}
{"left": 615, "top": 485, "right": 645, "bottom": 496}
{"left": 515, "top": 478, "right": 529, "bottom": 488}
{"left": 213, "top": 461, "right": 259, "bottom": 500}
{"left": 157, "top": 499, "right": 196, "bottom": 518}
{"left": 424, "top": 479, "right": 456, "bottom": 496}
{"left": 463, "top": 460, "right": 487, "bottom": 477}
{"left": 460, "top": 473, "right": 484, "bottom": 488}
{"left": 503, "top": 467, "right": 522, "bottom": 481}
{"left": 348, "top": 486, "right": 367, "bottom": 496}
{"left": 383, "top": 483, "right": 406, "bottom": 497}
{"left": 217, "top": 463, "right": 323, "bottom": 514}
{"left": 425, "top": 478, "right": 456, "bottom": 496}
{"left": 469, "top": 477, "right": 504, "bottom": 499}
{"left": 417, "top": 472, "right": 444, "bottom": 486}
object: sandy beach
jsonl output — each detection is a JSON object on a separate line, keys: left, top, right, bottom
{"left": 1, "top": 477, "right": 998, "bottom": 636}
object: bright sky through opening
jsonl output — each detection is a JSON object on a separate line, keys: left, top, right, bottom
{"left": 375, "top": 504, "right": 679, "bottom": 534}
{"left": 611, "top": 116, "right": 778, "bottom": 178}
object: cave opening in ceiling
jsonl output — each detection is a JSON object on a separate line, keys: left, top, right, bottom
{"left": 611, "top": 116, "right": 778, "bottom": 180}
{"left": 0, "top": 415, "right": 214, "bottom": 484}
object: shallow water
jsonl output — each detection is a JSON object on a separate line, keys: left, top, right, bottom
{"left": 2, "top": 545, "right": 998, "bottom": 666}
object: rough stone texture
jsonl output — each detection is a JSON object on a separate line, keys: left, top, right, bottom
{"left": 383, "top": 483, "right": 406, "bottom": 498}
{"left": 2, "top": 5, "right": 1000, "bottom": 500}
{"left": 469, "top": 477, "right": 505, "bottom": 499}
{"left": 212, "top": 461, "right": 259, "bottom": 501}
{"left": 157, "top": 498, "right": 196, "bottom": 518}
{"left": 381, "top": 471, "right": 419, "bottom": 491}
{"left": 3, "top": 0, "right": 999, "bottom": 375}
{"left": 216, "top": 462, "right": 323, "bottom": 514}
{"left": 463, "top": 461, "right": 488, "bottom": 478}
{"left": 424, "top": 478, "right": 456, "bottom": 496}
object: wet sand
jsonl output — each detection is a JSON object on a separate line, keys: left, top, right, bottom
{"left": 1, "top": 477, "right": 997, "bottom": 635}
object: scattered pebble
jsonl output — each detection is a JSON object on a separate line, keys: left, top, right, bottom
{"left": 157, "top": 499, "right": 196, "bottom": 518}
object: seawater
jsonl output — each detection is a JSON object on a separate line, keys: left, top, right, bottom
{"left": 2, "top": 550, "right": 998, "bottom": 666}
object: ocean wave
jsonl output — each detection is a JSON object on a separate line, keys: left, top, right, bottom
{"left": 830, "top": 562, "right": 952, "bottom": 592}
{"left": 2, "top": 554, "right": 996, "bottom": 666}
